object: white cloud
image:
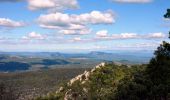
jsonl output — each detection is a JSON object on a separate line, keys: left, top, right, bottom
{"left": 0, "top": 37, "right": 8, "bottom": 41}
{"left": 59, "top": 29, "right": 91, "bottom": 35}
{"left": 148, "top": 32, "right": 165, "bottom": 38}
{"left": 161, "top": 18, "right": 170, "bottom": 28}
{"left": 0, "top": 36, "right": 4, "bottom": 39}
{"left": 96, "top": 30, "right": 108, "bottom": 37}
{"left": 95, "top": 30, "right": 165, "bottom": 40}
{"left": 96, "top": 30, "right": 138, "bottom": 39}
{"left": 73, "top": 37, "right": 81, "bottom": 41}
{"left": 163, "top": 18, "right": 170, "bottom": 21}
{"left": 111, "top": 0, "right": 152, "bottom": 3}
{"left": 28, "top": 0, "right": 78, "bottom": 11}
{"left": 37, "top": 11, "right": 114, "bottom": 29}
{"left": 0, "top": 0, "right": 23, "bottom": 2}
{"left": 75, "top": 10, "right": 115, "bottom": 24}
{"left": 37, "top": 10, "right": 115, "bottom": 35}
{"left": 0, "top": 18, "right": 25, "bottom": 27}
{"left": 107, "top": 42, "right": 161, "bottom": 51}
{"left": 22, "top": 32, "right": 46, "bottom": 40}
{"left": 119, "top": 33, "right": 137, "bottom": 38}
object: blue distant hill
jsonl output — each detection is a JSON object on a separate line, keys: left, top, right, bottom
{"left": 0, "top": 51, "right": 153, "bottom": 72}
{"left": 0, "top": 51, "right": 153, "bottom": 63}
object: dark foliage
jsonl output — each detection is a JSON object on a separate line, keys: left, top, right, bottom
{"left": 0, "top": 68, "right": 89, "bottom": 100}
{"left": 164, "top": 9, "right": 170, "bottom": 38}
{"left": 32, "top": 59, "right": 70, "bottom": 66}
{"left": 164, "top": 9, "right": 170, "bottom": 19}
{"left": 115, "top": 42, "right": 170, "bottom": 99}
{"left": 0, "top": 83, "right": 20, "bottom": 100}
{"left": 0, "top": 62, "right": 30, "bottom": 72}
{"left": 145, "top": 29, "right": 170, "bottom": 99}
{"left": 115, "top": 9, "right": 170, "bottom": 100}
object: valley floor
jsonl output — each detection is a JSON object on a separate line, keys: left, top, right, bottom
{"left": 0, "top": 68, "right": 91, "bottom": 100}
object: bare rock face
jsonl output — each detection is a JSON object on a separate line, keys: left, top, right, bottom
{"left": 64, "top": 89, "right": 75, "bottom": 100}
{"left": 59, "top": 87, "right": 64, "bottom": 92}
{"left": 64, "top": 89, "right": 87, "bottom": 100}
{"left": 58, "top": 62, "right": 106, "bottom": 100}
{"left": 68, "top": 62, "right": 105, "bottom": 86}
{"left": 95, "top": 62, "right": 105, "bottom": 69}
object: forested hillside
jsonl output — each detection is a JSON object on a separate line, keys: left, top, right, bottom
{"left": 36, "top": 55, "right": 169, "bottom": 100}
{"left": 35, "top": 9, "right": 170, "bottom": 100}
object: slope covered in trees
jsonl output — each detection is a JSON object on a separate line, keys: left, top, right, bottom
{"left": 36, "top": 9, "right": 170, "bottom": 100}
{"left": 35, "top": 63, "right": 146, "bottom": 100}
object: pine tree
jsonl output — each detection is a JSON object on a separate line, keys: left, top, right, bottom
{"left": 145, "top": 9, "right": 170, "bottom": 100}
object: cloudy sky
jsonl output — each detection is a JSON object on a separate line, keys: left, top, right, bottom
{"left": 0, "top": 0, "right": 169, "bottom": 52}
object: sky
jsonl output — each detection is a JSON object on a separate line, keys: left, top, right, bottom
{"left": 0, "top": 0, "right": 169, "bottom": 52}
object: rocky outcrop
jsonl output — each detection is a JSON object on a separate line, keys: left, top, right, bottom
{"left": 64, "top": 89, "right": 87, "bottom": 100}
{"left": 56, "top": 62, "right": 106, "bottom": 100}
{"left": 68, "top": 62, "right": 105, "bottom": 85}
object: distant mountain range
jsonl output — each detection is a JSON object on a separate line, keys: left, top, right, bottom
{"left": 0, "top": 51, "right": 153, "bottom": 63}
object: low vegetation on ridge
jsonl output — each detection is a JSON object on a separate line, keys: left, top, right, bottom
{"left": 35, "top": 9, "right": 170, "bottom": 100}
{"left": 36, "top": 47, "right": 170, "bottom": 100}
{"left": 35, "top": 62, "right": 146, "bottom": 100}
